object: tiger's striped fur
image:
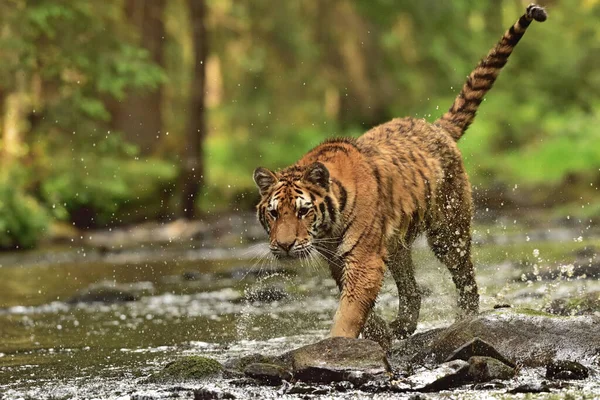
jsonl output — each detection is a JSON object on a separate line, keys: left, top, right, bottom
{"left": 253, "top": 4, "right": 547, "bottom": 340}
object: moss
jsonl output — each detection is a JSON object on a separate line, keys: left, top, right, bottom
{"left": 145, "top": 356, "right": 222, "bottom": 383}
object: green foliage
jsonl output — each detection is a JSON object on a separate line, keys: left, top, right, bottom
{"left": 0, "top": 169, "right": 49, "bottom": 249}
{"left": 207, "top": 0, "right": 600, "bottom": 204}
{"left": 39, "top": 134, "right": 178, "bottom": 227}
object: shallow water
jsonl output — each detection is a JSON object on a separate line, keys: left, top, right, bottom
{"left": 1, "top": 218, "right": 599, "bottom": 399}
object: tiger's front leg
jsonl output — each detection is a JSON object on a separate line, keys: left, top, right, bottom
{"left": 330, "top": 255, "right": 385, "bottom": 338}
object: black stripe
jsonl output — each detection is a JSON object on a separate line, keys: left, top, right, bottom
{"left": 332, "top": 178, "right": 347, "bottom": 213}
{"left": 319, "top": 202, "right": 326, "bottom": 215}
{"left": 312, "top": 144, "right": 350, "bottom": 160}
{"left": 482, "top": 58, "right": 508, "bottom": 69}
{"left": 517, "top": 15, "right": 532, "bottom": 29}
{"left": 340, "top": 228, "right": 369, "bottom": 261}
{"left": 340, "top": 215, "right": 356, "bottom": 239}
{"left": 505, "top": 32, "right": 523, "bottom": 46}
{"left": 324, "top": 195, "right": 336, "bottom": 225}
{"left": 258, "top": 208, "right": 268, "bottom": 232}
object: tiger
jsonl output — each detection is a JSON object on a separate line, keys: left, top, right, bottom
{"left": 253, "top": 4, "right": 547, "bottom": 340}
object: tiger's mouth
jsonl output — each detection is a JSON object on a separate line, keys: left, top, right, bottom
{"left": 270, "top": 243, "right": 313, "bottom": 260}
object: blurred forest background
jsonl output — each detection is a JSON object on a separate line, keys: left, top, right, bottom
{"left": 0, "top": 0, "right": 599, "bottom": 250}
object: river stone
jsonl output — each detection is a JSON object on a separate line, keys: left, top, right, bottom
{"left": 193, "top": 388, "right": 236, "bottom": 400}
{"left": 280, "top": 337, "right": 390, "bottom": 385}
{"left": 146, "top": 356, "right": 223, "bottom": 383}
{"left": 508, "top": 382, "right": 551, "bottom": 394}
{"left": 545, "top": 291, "right": 600, "bottom": 316}
{"left": 396, "top": 308, "right": 600, "bottom": 367}
{"left": 467, "top": 356, "right": 515, "bottom": 382}
{"left": 403, "top": 360, "right": 469, "bottom": 392}
{"left": 546, "top": 360, "right": 589, "bottom": 380}
{"left": 285, "top": 383, "right": 330, "bottom": 395}
{"left": 244, "top": 363, "right": 292, "bottom": 385}
{"left": 445, "top": 338, "right": 515, "bottom": 368}
{"left": 223, "top": 353, "right": 281, "bottom": 371}
{"left": 66, "top": 286, "right": 138, "bottom": 304}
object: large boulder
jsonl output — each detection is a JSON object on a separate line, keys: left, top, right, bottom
{"left": 391, "top": 308, "right": 600, "bottom": 368}
{"left": 279, "top": 337, "right": 391, "bottom": 385}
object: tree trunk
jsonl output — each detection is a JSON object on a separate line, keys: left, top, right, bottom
{"left": 180, "top": 0, "right": 208, "bottom": 219}
{"left": 1, "top": 72, "right": 28, "bottom": 168}
{"left": 111, "top": 0, "right": 166, "bottom": 155}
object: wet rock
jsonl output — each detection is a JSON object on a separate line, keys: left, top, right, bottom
{"left": 285, "top": 382, "right": 330, "bottom": 395}
{"left": 281, "top": 337, "right": 390, "bottom": 385}
{"left": 508, "top": 382, "right": 551, "bottom": 394}
{"left": 193, "top": 388, "right": 236, "bottom": 399}
{"left": 404, "top": 360, "right": 470, "bottom": 392}
{"left": 467, "top": 356, "right": 515, "bottom": 382}
{"left": 146, "top": 356, "right": 223, "bottom": 383}
{"left": 445, "top": 338, "right": 516, "bottom": 368}
{"left": 66, "top": 281, "right": 153, "bottom": 304}
{"left": 223, "top": 353, "right": 280, "bottom": 372}
{"left": 398, "top": 308, "right": 600, "bottom": 367}
{"left": 545, "top": 291, "right": 600, "bottom": 316}
{"left": 390, "top": 328, "right": 446, "bottom": 371}
{"left": 358, "top": 378, "right": 412, "bottom": 393}
{"left": 244, "top": 363, "right": 292, "bottom": 385}
{"left": 546, "top": 360, "right": 589, "bottom": 380}
{"left": 333, "top": 381, "right": 354, "bottom": 392}
{"left": 473, "top": 380, "right": 507, "bottom": 390}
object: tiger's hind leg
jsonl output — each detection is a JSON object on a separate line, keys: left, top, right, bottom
{"left": 388, "top": 245, "right": 421, "bottom": 338}
{"left": 426, "top": 180, "right": 479, "bottom": 316}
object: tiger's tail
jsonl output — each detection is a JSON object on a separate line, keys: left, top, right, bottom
{"left": 435, "top": 4, "right": 547, "bottom": 141}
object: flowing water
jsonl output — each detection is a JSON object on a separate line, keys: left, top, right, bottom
{"left": 1, "top": 215, "right": 599, "bottom": 399}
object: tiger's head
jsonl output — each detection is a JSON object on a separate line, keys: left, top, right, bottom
{"left": 253, "top": 162, "right": 338, "bottom": 259}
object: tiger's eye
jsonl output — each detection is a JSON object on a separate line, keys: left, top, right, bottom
{"left": 269, "top": 209, "right": 278, "bottom": 219}
{"left": 297, "top": 207, "right": 310, "bottom": 217}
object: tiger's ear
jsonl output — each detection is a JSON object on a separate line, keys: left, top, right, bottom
{"left": 303, "top": 162, "right": 330, "bottom": 190}
{"left": 253, "top": 167, "right": 277, "bottom": 196}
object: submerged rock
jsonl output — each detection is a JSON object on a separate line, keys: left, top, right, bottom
{"left": 66, "top": 281, "right": 153, "bottom": 304}
{"left": 193, "top": 388, "right": 236, "bottom": 400}
{"left": 403, "top": 360, "right": 469, "bottom": 392}
{"left": 285, "top": 382, "right": 330, "bottom": 395}
{"left": 223, "top": 353, "right": 280, "bottom": 372}
{"left": 545, "top": 291, "right": 600, "bottom": 316}
{"left": 467, "top": 356, "right": 515, "bottom": 382}
{"left": 508, "top": 382, "right": 551, "bottom": 394}
{"left": 244, "top": 363, "right": 292, "bottom": 385}
{"left": 394, "top": 308, "right": 600, "bottom": 367}
{"left": 281, "top": 337, "right": 391, "bottom": 385}
{"left": 146, "top": 356, "right": 223, "bottom": 383}
{"left": 546, "top": 360, "right": 589, "bottom": 380}
{"left": 444, "top": 338, "right": 515, "bottom": 368}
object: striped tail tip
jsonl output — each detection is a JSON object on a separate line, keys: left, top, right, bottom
{"left": 526, "top": 4, "right": 547, "bottom": 22}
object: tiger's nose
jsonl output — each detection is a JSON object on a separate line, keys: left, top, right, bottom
{"left": 277, "top": 239, "right": 296, "bottom": 253}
